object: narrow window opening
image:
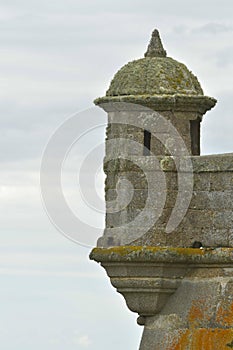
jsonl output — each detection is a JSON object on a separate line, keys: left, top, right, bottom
{"left": 190, "top": 119, "right": 200, "bottom": 155}
{"left": 143, "top": 130, "right": 151, "bottom": 156}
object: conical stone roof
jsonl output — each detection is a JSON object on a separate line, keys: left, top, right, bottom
{"left": 107, "top": 29, "right": 203, "bottom": 97}
{"left": 95, "top": 29, "right": 216, "bottom": 113}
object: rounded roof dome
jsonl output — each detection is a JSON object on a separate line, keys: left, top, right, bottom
{"left": 106, "top": 57, "right": 203, "bottom": 96}
{"left": 106, "top": 30, "right": 203, "bottom": 97}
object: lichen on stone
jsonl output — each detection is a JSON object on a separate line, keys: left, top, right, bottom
{"left": 106, "top": 57, "right": 203, "bottom": 97}
{"left": 90, "top": 246, "right": 233, "bottom": 264}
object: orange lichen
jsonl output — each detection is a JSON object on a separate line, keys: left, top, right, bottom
{"left": 167, "top": 330, "right": 190, "bottom": 350}
{"left": 187, "top": 298, "right": 215, "bottom": 329}
{"left": 168, "top": 300, "right": 233, "bottom": 348}
{"left": 168, "top": 329, "right": 233, "bottom": 350}
{"left": 216, "top": 302, "right": 233, "bottom": 327}
{"left": 188, "top": 300, "right": 209, "bottom": 327}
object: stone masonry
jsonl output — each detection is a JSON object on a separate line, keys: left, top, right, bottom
{"left": 90, "top": 30, "right": 233, "bottom": 350}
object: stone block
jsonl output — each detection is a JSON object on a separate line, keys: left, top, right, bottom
{"left": 181, "top": 209, "right": 214, "bottom": 229}
{"left": 189, "top": 191, "right": 209, "bottom": 210}
{"left": 166, "top": 172, "right": 178, "bottom": 190}
{"left": 105, "top": 211, "right": 127, "bottom": 228}
{"left": 202, "top": 229, "right": 229, "bottom": 247}
{"left": 210, "top": 172, "right": 233, "bottom": 191}
{"left": 228, "top": 229, "right": 233, "bottom": 246}
{"left": 173, "top": 117, "right": 191, "bottom": 136}
{"left": 150, "top": 137, "right": 168, "bottom": 156}
{"left": 213, "top": 211, "right": 233, "bottom": 229}
{"left": 193, "top": 172, "right": 210, "bottom": 191}
{"left": 105, "top": 138, "right": 144, "bottom": 157}
{"left": 208, "top": 191, "right": 233, "bottom": 210}
{"left": 113, "top": 171, "right": 148, "bottom": 189}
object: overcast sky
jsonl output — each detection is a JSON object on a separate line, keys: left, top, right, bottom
{"left": 1, "top": 0, "right": 233, "bottom": 349}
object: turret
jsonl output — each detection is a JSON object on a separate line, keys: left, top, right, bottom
{"left": 95, "top": 29, "right": 216, "bottom": 247}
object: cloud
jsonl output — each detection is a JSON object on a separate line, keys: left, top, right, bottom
{"left": 202, "top": 92, "right": 233, "bottom": 154}
{"left": 0, "top": 252, "right": 83, "bottom": 266}
{"left": 192, "top": 22, "right": 233, "bottom": 35}
{"left": 0, "top": 268, "right": 94, "bottom": 277}
{"left": 0, "top": 251, "right": 104, "bottom": 280}
{"left": 73, "top": 334, "right": 92, "bottom": 347}
{"left": 215, "top": 46, "right": 233, "bottom": 68}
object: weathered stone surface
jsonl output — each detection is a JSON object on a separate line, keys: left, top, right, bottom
{"left": 96, "top": 95, "right": 216, "bottom": 114}
{"left": 90, "top": 29, "right": 233, "bottom": 350}
{"left": 210, "top": 171, "right": 233, "bottom": 190}
{"left": 140, "top": 274, "right": 233, "bottom": 349}
{"left": 90, "top": 246, "right": 233, "bottom": 264}
{"left": 105, "top": 58, "right": 203, "bottom": 97}
{"left": 90, "top": 247, "right": 233, "bottom": 350}
{"left": 144, "top": 29, "right": 167, "bottom": 58}
{"left": 102, "top": 153, "right": 233, "bottom": 248}
{"left": 213, "top": 211, "right": 233, "bottom": 229}
{"left": 193, "top": 172, "right": 210, "bottom": 190}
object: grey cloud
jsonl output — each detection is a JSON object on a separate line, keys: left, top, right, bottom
{"left": 0, "top": 105, "right": 106, "bottom": 163}
{"left": 192, "top": 22, "right": 233, "bottom": 35}
{"left": 202, "top": 92, "right": 233, "bottom": 155}
{"left": 215, "top": 46, "right": 233, "bottom": 68}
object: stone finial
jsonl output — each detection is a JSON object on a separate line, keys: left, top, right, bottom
{"left": 144, "top": 29, "right": 167, "bottom": 58}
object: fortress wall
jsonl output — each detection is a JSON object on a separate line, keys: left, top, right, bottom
{"left": 102, "top": 154, "right": 233, "bottom": 247}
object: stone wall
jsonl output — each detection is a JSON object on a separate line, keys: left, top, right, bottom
{"left": 99, "top": 153, "right": 233, "bottom": 248}
{"left": 105, "top": 109, "right": 201, "bottom": 157}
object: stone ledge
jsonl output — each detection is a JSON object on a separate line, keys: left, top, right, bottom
{"left": 94, "top": 95, "right": 216, "bottom": 114}
{"left": 90, "top": 246, "right": 233, "bottom": 265}
{"left": 104, "top": 154, "right": 233, "bottom": 173}
{"left": 90, "top": 246, "right": 233, "bottom": 322}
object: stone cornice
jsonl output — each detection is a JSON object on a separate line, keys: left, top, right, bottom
{"left": 94, "top": 94, "right": 217, "bottom": 114}
{"left": 90, "top": 246, "right": 233, "bottom": 265}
